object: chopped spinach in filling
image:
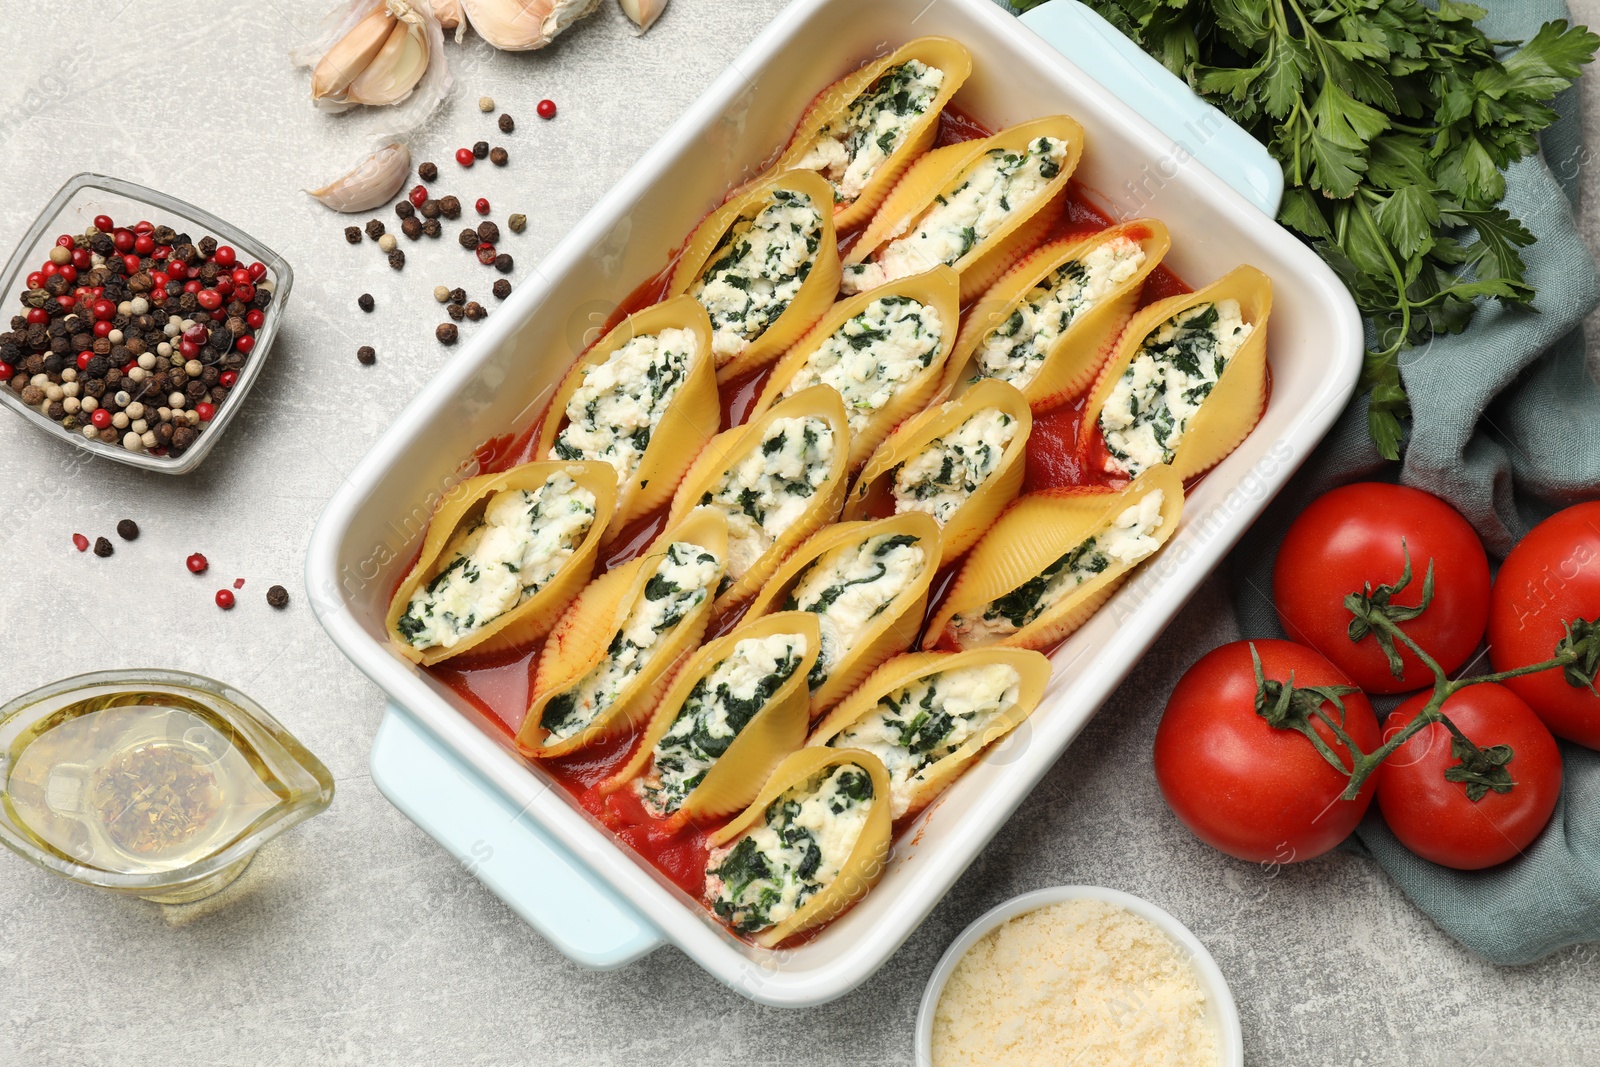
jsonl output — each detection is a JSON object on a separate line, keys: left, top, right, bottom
{"left": 827, "top": 662, "right": 1021, "bottom": 818}
{"left": 840, "top": 135, "right": 1068, "bottom": 294}
{"left": 691, "top": 188, "right": 824, "bottom": 365}
{"left": 1099, "top": 299, "right": 1253, "bottom": 477}
{"left": 705, "top": 762, "right": 875, "bottom": 934}
{"left": 792, "top": 59, "right": 946, "bottom": 203}
{"left": 784, "top": 532, "right": 925, "bottom": 691}
{"left": 892, "top": 407, "right": 1017, "bottom": 525}
{"left": 539, "top": 541, "right": 721, "bottom": 745}
{"left": 973, "top": 235, "right": 1147, "bottom": 389}
{"left": 949, "top": 490, "right": 1166, "bottom": 647}
{"left": 637, "top": 632, "right": 808, "bottom": 818}
{"left": 549, "top": 327, "right": 698, "bottom": 486}
{"left": 780, "top": 295, "right": 943, "bottom": 433}
{"left": 396, "top": 473, "right": 598, "bottom": 651}
{"left": 699, "top": 415, "right": 836, "bottom": 585}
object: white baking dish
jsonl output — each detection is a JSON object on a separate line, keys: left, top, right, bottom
{"left": 306, "top": 0, "right": 1362, "bottom": 1007}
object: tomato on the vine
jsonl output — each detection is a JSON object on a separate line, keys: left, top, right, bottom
{"left": 1274, "top": 483, "right": 1490, "bottom": 694}
{"left": 1488, "top": 501, "right": 1600, "bottom": 749}
{"left": 1154, "top": 639, "right": 1381, "bottom": 864}
{"left": 1376, "top": 683, "right": 1562, "bottom": 870}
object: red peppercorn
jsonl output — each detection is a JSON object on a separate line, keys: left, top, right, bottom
{"left": 184, "top": 324, "right": 209, "bottom": 345}
{"left": 167, "top": 260, "right": 188, "bottom": 280}
{"left": 121, "top": 360, "right": 137, "bottom": 375}
{"left": 215, "top": 276, "right": 234, "bottom": 296}
{"left": 0, "top": 361, "right": 11, "bottom": 381}
{"left": 409, "top": 184, "right": 429, "bottom": 207}
{"left": 134, "top": 233, "right": 154, "bottom": 255}
{"left": 90, "top": 408, "right": 111, "bottom": 428}
{"left": 197, "top": 289, "right": 223, "bottom": 311}
{"left": 134, "top": 220, "right": 154, "bottom": 235}
{"left": 231, "top": 267, "right": 251, "bottom": 287}
{"left": 179, "top": 340, "right": 200, "bottom": 358}
{"left": 25, "top": 271, "right": 43, "bottom": 289}
{"left": 220, "top": 370, "right": 239, "bottom": 387}
{"left": 91, "top": 299, "right": 114, "bottom": 321}
{"left": 214, "top": 245, "right": 236, "bottom": 268}
{"left": 537, "top": 98, "right": 557, "bottom": 119}
{"left": 73, "top": 532, "right": 90, "bottom": 552}
{"left": 152, "top": 246, "right": 170, "bottom": 260}
{"left": 235, "top": 335, "right": 255, "bottom": 354}
{"left": 210, "top": 308, "right": 228, "bottom": 323}
{"left": 196, "top": 402, "right": 216, "bottom": 421}
{"left": 475, "top": 198, "right": 490, "bottom": 216}
{"left": 92, "top": 320, "right": 112, "bottom": 337}
{"left": 456, "top": 147, "right": 475, "bottom": 167}
{"left": 247, "top": 262, "right": 267, "bottom": 281}
{"left": 186, "top": 552, "right": 209, "bottom": 574}
{"left": 121, "top": 254, "right": 140, "bottom": 273}
{"left": 58, "top": 265, "right": 78, "bottom": 284}
{"left": 181, "top": 280, "right": 202, "bottom": 295}
{"left": 234, "top": 283, "right": 256, "bottom": 303}
{"left": 77, "top": 351, "right": 91, "bottom": 370}
{"left": 246, "top": 309, "right": 265, "bottom": 329}
{"left": 215, "top": 588, "right": 236, "bottom": 609}
{"left": 55, "top": 234, "right": 75, "bottom": 249}
{"left": 476, "top": 243, "right": 497, "bottom": 265}
{"left": 71, "top": 247, "right": 91, "bottom": 269}
{"left": 112, "top": 229, "right": 135, "bottom": 253}
{"left": 26, "top": 307, "right": 48, "bottom": 325}
{"left": 42, "top": 262, "right": 58, "bottom": 277}
{"left": 57, "top": 294, "right": 76, "bottom": 311}
{"left": 92, "top": 214, "right": 114, "bottom": 232}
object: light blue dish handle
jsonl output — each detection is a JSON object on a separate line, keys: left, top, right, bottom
{"left": 369, "top": 704, "right": 662, "bottom": 968}
{"left": 1019, "top": 0, "right": 1284, "bottom": 216}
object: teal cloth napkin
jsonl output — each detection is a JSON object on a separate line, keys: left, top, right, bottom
{"left": 995, "top": 0, "right": 1600, "bottom": 963}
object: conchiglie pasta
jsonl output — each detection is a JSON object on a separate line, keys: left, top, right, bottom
{"left": 1079, "top": 265, "right": 1272, "bottom": 481}
{"left": 772, "top": 37, "right": 972, "bottom": 231}
{"left": 518, "top": 507, "right": 728, "bottom": 758}
{"left": 809, "top": 648, "right": 1051, "bottom": 820}
{"left": 667, "top": 170, "right": 842, "bottom": 383}
{"left": 535, "top": 296, "right": 720, "bottom": 537}
{"left": 743, "top": 512, "right": 941, "bottom": 719}
{"left": 749, "top": 266, "right": 959, "bottom": 470}
{"left": 841, "top": 115, "right": 1084, "bottom": 303}
{"left": 942, "top": 219, "right": 1171, "bottom": 412}
{"left": 845, "top": 378, "right": 1030, "bottom": 565}
{"left": 925, "top": 465, "right": 1185, "bottom": 652}
{"left": 704, "top": 746, "right": 892, "bottom": 947}
{"left": 385, "top": 460, "right": 616, "bottom": 666}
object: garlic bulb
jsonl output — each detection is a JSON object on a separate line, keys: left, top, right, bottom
{"left": 306, "top": 143, "right": 412, "bottom": 212}
{"left": 460, "top": 0, "right": 600, "bottom": 51}
{"left": 619, "top": 0, "right": 667, "bottom": 33}
{"left": 345, "top": 3, "right": 430, "bottom": 105}
{"left": 292, "top": 0, "right": 453, "bottom": 134}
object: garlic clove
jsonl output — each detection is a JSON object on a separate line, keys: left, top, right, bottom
{"left": 430, "top": 0, "right": 466, "bottom": 40}
{"left": 346, "top": 3, "right": 430, "bottom": 106}
{"left": 311, "top": 7, "right": 396, "bottom": 101}
{"left": 460, "top": 0, "right": 600, "bottom": 51}
{"left": 618, "top": 0, "right": 667, "bottom": 33}
{"left": 306, "top": 143, "right": 412, "bottom": 212}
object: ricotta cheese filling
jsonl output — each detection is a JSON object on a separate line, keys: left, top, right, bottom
{"left": 779, "top": 295, "right": 944, "bottom": 433}
{"left": 791, "top": 59, "right": 946, "bottom": 204}
{"left": 950, "top": 490, "right": 1166, "bottom": 646}
{"left": 892, "top": 407, "right": 1018, "bottom": 525}
{"left": 826, "top": 662, "right": 1021, "bottom": 819}
{"left": 636, "top": 631, "right": 808, "bottom": 818}
{"left": 840, "top": 135, "right": 1068, "bottom": 294}
{"left": 973, "top": 235, "right": 1147, "bottom": 389}
{"left": 690, "top": 188, "right": 824, "bottom": 365}
{"left": 549, "top": 327, "right": 698, "bottom": 486}
{"left": 705, "top": 761, "right": 876, "bottom": 934}
{"left": 396, "top": 472, "right": 598, "bottom": 651}
{"left": 539, "top": 541, "right": 721, "bottom": 745}
{"left": 785, "top": 531, "right": 927, "bottom": 691}
{"left": 699, "top": 415, "right": 836, "bottom": 585}
{"left": 1099, "top": 299, "right": 1253, "bottom": 477}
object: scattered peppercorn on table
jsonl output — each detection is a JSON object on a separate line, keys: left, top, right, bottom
{"left": 3, "top": 1, "right": 1600, "bottom": 1064}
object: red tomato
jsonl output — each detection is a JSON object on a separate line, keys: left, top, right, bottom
{"left": 1154, "top": 639, "right": 1381, "bottom": 864}
{"left": 1376, "top": 683, "right": 1562, "bottom": 870}
{"left": 1274, "top": 483, "right": 1490, "bottom": 694}
{"left": 1487, "top": 502, "right": 1600, "bottom": 748}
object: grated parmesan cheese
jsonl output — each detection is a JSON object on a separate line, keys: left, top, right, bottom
{"left": 931, "top": 899, "right": 1220, "bottom": 1067}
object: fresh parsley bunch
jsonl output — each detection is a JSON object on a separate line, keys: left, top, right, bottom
{"left": 1015, "top": 0, "right": 1599, "bottom": 457}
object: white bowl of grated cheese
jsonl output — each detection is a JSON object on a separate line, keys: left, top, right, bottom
{"left": 915, "top": 885, "right": 1242, "bottom": 1067}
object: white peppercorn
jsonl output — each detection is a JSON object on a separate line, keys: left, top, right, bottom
{"left": 44, "top": 384, "right": 63, "bottom": 401}
{"left": 62, "top": 381, "right": 78, "bottom": 397}
{"left": 61, "top": 367, "right": 76, "bottom": 382}
{"left": 479, "top": 95, "right": 495, "bottom": 112}
{"left": 111, "top": 412, "right": 129, "bottom": 430}
{"left": 184, "top": 359, "right": 202, "bottom": 376}
{"left": 164, "top": 322, "right": 180, "bottom": 338}
{"left": 130, "top": 297, "right": 149, "bottom": 315}
{"left": 113, "top": 390, "right": 131, "bottom": 408}
{"left": 434, "top": 285, "right": 450, "bottom": 303}
{"left": 125, "top": 401, "right": 145, "bottom": 420}
{"left": 80, "top": 395, "right": 98, "bottom": 412}
{"left": 169, "top": 392, "right": 186, "bottom": 408}
{"left": 62, "top": 397, "right": 80, "bottom": 414}
{"left": 117, "top": 300, "right": 133, "bottom": 316}
{"left": 138, "top": 352, "right": 156, "bottom": 369}
{"left": 378, "top": 233, "right": 398, "bottom": 252}
{"left": 107, "top": 329, "right": 123, "bottom": 344}
{"left": 81, "top": 424, "right": 97, "bottom": 439}
{"left": 141, "top": 430, "right": 157, "bottom": 449}
{"left": 122, "top": 431, "right": 142, "bottom": 451}
{"left": 131, "top": 418, "right": 148, "bottom": 434}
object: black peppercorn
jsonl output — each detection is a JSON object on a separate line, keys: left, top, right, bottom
{"left": 253, "top": 287, "right": 273, "bottom": 309}
{"left": 448, "top": 287, "right": 466, "bottom": 305}
{"left": 420, "top": 199, "right": 441, "bottom": 220}
{"left": 172, "top": 425, "right": 197, "bottom": 451}
{"left": 464, "top": 301, "right": 486, "bottom": 321}
{"left": 422, "top": 218, "right": 442, "bottom": 238}
{"left": 477, "top": 221, "right": 500, "bottom": 245}
{"left": 489, "top": 147, "right": 508, "bottom": 167}
{"left": 357, "top": 345, "right": 376, "bottom": 365}
{"left": 493, "top": 278, "right": 511, "bottom": 300}
{"left": 365, "top": 219, "right": 386, "bottom": 240}
{"left": 494, "top": 253, "right": 514, "bottom": 274}
{"left": 439, "top": 195, "right": 461, "bottom": 220}
{"left": 447, "top": 303, "right": 465, "bottom": 321}
{"left": 267, "top": 584, "right": 290, "bottom": 608}
{"left": 199, "top": 236, "right": 218, "bottom": 257}
{"left": 458, "top": 228, "right": 479, "bottom": 250}
{"left": 117, "top": 519, "right": 139, "bottom": 541}
{"left": 93, "top": 536, "right": 113, "bottom": 558}
{"left": 358, "top": 293, "right": 375, "bottom": 312}
{"left": 498, "top": 113, "right": 514, "bottom": 133}
{"left": 473, "top": 140, "right": 489, "bottom": 159}
{"left": 395, "top": 199, "right": 416, "bottom": 219}
{"left": 402, "top": 217, "right": 423, "bottom": 240}
{"left": 418, "top": 161, "right": 438, "bottom": 182}
{"left": 387, "top": 249, "right": 405, "bottom": 270}
{"left": 436, "top": 323, "right": 458, "bottom": 345}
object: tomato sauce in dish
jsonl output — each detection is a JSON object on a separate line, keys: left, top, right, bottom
{"left": 421, "top": 87, "right": 1248, "bottom": 947}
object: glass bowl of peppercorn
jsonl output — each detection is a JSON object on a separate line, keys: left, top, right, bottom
{"left": 0, "top": 172, "right": 293, "bottom": 474}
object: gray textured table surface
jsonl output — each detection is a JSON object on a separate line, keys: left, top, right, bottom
{"left": 4, "top": 2, "right": 1600, "bottom": 1064}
